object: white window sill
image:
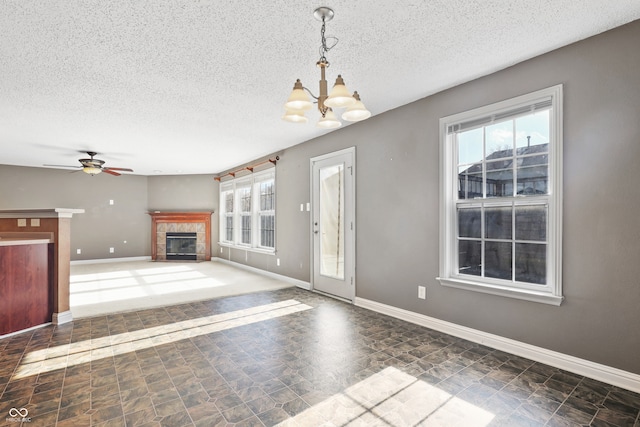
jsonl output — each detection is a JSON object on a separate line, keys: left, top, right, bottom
{"left": 218, "top": 243, "right": 276, "bottom": 256}
{"left": 437, "top": 277, "right": 564, "bottom": 306}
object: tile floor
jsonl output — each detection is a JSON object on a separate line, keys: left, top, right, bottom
{"left": 1, "top": 288, "right": 639, "bottom": 427}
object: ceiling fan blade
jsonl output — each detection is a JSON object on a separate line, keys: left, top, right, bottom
{"left": 104, "top": 167, "right": 133, "bottom": 172}
{"left": 103, "top": 169, "right": 121, "bottom": 176}
{"left": 43, "top": 164, "right": 81, "bottom": 169}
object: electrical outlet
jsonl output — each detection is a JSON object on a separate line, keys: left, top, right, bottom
{"left": 109, "top": 247, "right": 114, "bottom": 253}
{"left": 77, "top": 249, "right": 81, "bottom": 254}
{"left": 277, "top": 258, "right": 280, "bottom": 266}
{"left": 418, "top": 286, "right": 426, "bottom": 300}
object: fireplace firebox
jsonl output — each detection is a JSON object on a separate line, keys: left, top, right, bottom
{"left": 166, "top": 232, "right": 197, "bottom": 261}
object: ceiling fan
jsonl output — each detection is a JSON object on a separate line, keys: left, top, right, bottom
{"left": 46, "top": 151, "right": 134, "bottom": 176}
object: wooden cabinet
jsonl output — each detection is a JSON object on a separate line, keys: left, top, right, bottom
{"left": 0, "top": 243, "right": 53, "bottom": 335}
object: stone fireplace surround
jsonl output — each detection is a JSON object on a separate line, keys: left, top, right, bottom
{"left": 148, "top": 212, "right": 212, "bottom": 261}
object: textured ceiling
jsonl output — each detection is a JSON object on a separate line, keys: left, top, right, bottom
{"left": 1, "top": 1, "right": 639, "bottom": 176}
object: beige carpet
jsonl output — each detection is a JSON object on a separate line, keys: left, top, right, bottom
{"left": 69, "top": 260, "right": 295, "bottom": 318}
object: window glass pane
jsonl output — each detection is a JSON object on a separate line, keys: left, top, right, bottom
{"left": 319, "top": 164, "right": 345, "bottom": 280}
{"left": 458, "top": 166, "right": 483, "bottom": 200}
{"left": 260, "top": 180, "right": 275, "bottom": 210}
{"left": 260, "top": 214, "right": 275, "bottom": 248}
{"left": 225, "top": 192, "right": 234, "bottom": 213}
{"left": 515, "top": 110, "right": 549, "bottom": 150}
{"left": 485, "top": 241, "right": 512, "bottom": 280}
{"left": 515, "top": 205, "right": 547, "bottom": 241}
{"left": 485, "top": 160, "right": 513, "bottom": 198}
{"left": 239, "top": 187, "right": 251, "bottom": 212}
{"left": 241, "top": 215, "right": 251, "bottom": 244}
{"left": 515, "top": 243, "right": 546, "bottom": 284}
{"left": 486, "top": 120, "right": 513, "bottom": 159}
{"left": 517, "top": 154, "right": 548, "bottom": 195}
{"left": 458, "top": 240, "right": 481, "bottom": 276}
{"left": 458, "top": 208, "right": 481, "bottom": 238}
{"left": 457, "top": 128, "right": 483, "bottom": 165}
{"left": 225, "top": 216, "right": 233, "bottom": 241}
{"left": 485, "top": 207, "right": 512, "bottom": 240}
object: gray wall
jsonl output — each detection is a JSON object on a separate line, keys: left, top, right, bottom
{"left": 268, "top": 20, "right": 640, "bottom": 374}
{"left": 1, "top": 20, "right": 638, "bottom": 374}
{"left": 147, "top": 174, "right": 219, "bottom": 251}
{"left": 0, "top": 165, "right": 149, "bottom": 260}
{"left": 147, "top": 174, "right": 218, "bottom": 213}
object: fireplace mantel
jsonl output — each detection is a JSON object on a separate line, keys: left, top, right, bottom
{"left": 148, "top": 211, "right": 213, "bottom": 261}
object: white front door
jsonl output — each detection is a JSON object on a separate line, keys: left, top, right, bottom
{"left": 311, "top": 148, "right": 355, "bottom": 301}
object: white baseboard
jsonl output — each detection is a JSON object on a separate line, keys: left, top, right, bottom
{"left": 212, "top": 257, "right": 311, "bottom": 290}
{"left": 52, "top": 310, "right": 73, "bottom": 325}
{"left": 71, "top": 256, "right": 152, "bottom": 265}
{"left": 355, "top": 297, "right": 640, "bottom": 394}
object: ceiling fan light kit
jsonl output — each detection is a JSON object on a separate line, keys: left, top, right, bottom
{"left": 282, "top": 6, "right": 371, "bottom": 128}
{"left": 83, "top": 166, "right": 102, "bottom": 175}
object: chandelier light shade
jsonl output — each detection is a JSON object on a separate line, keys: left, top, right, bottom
{"left": 316, "top": 109, "right": 341, "bottom": 129}
{"left": 342, "top": 91, "right": 372, "bottom": 122}
{"left": 324, "top": 75, "right": 356, "bottom": 109}
{"left": 282, "top": 108, "right": 309, "bottom": 123}
{"left": 285, "top": 79, "right": 313, "bottom": 111}
{"left": 283, "top": 6, "right": 370, "bottom": 128}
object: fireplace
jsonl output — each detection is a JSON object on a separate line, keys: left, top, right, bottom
{"left": 166, "top": 232, "right": 197, "bottom": 261}
{"left": 148, "top": 212, "right": 213, "bottom": 261}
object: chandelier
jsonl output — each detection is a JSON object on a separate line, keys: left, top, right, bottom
{"left": 282, "top": 7, "right": 371, "bottom": 128}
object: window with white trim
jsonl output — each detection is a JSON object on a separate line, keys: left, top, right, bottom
{"left": 220, "top": 169, "right": 276, "bottom": 251}
{"left": 222, "top": 188, "right": 234, "bottom": 242}
{"left": 439, "top": 85, "right": 563, "bottom": 305}
{"left": 237, "top": 180, "right": 252, "bottom": 245}
{"left": 256, "top": 176, "right": 275, "bottom": 248}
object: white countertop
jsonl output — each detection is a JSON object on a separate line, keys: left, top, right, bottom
{"left": 0, "top": 232, "right": 54, "bottom": 246}
{"left": 0, "top": 208, "right": 85, "bottom": 219}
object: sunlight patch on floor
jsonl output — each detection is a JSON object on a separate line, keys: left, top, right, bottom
{"left": 279, "top": 366, "right": 494, "bottom": 427}
{"left": 13, "top": 300, "right": 312, "bottom": 381}
{"left": 70, "top": 265, "right": 229, "bottom": 307}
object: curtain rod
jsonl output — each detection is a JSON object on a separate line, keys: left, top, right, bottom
{"left": 214, "top": 156, "right": 279, "bottom": 181}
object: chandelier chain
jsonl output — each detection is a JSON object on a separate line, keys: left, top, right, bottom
{"left": 318, "top": 16, "right": 338, "bottom": 62}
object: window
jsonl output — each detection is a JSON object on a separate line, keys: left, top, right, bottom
{"left": 220, "top": 169, "right": 276, "bottom": 252}
{"left": 257, "top": 177, "right": 275, "bottom": 248}
{"left": 237, "top": 181, "right": 252, "bottom": 245}
{"left": 222, "top": 189, "right": 234, "bottom": 243}
{"left": 439, "top": 85, "right": 563, "bottom": 305}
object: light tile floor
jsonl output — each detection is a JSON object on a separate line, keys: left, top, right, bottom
{"left": 1, "top": 288, "right": 639, "bottom": 426}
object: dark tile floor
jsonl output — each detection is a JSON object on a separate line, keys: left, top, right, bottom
{"left": 1, "top": 288, "right": 639, "bottom": 427}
